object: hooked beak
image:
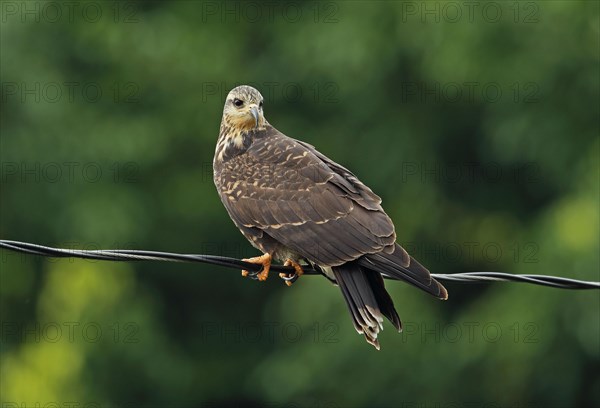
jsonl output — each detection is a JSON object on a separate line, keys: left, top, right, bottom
{"left": 249, "top": 105, "right": 259, "bottom": 128}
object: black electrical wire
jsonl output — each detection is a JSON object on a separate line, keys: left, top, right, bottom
{"left": 1, "top": 240, "right": 598, "bottom": 290}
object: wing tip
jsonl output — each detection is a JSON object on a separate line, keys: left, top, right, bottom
{"left": 438, "top": 283, "right": 449, "bottom": 300}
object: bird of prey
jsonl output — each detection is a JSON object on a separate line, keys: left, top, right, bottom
{"left": 213, "top": 85, "right": 447, "bottom": 349}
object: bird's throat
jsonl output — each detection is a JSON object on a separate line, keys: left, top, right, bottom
{"left": 215, "top": 126, "right": 254, "bottom": 162}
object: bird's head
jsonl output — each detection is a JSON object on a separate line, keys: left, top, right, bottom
{"left": 221, "top": 85, "right": 266, "bottom": 131}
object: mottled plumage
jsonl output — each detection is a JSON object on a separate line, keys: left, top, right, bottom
{"left": 213, "top": 85, "right": 447, "bottom": 349}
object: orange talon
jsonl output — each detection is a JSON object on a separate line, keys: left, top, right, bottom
{"left": 279, "top": 259, "right": 304, "bottom": 286}
{"left": 242, "top": 253, "right": 272, "bottom": 282}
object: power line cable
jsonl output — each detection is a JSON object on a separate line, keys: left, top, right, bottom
{"left": 1, "top": 240, "right": 598, "bottom": 290}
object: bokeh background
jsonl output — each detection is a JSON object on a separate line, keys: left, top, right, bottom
{"left": 1, "top": 1, "right": 599, "bottom": 407}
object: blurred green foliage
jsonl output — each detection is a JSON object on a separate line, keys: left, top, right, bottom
{"left": 1, "top": 1, "right": 598, "bottom": 407}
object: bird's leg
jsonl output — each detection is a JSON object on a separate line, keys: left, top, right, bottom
{"left": 242, "top": 253, "right": 272, "bottom": 281}
{"left": 279, "top": 259, "right": 304, "bottom": 287}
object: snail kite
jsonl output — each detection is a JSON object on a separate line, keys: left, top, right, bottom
{"left": 213, "top": 85, "right": 447, "bottom": 349}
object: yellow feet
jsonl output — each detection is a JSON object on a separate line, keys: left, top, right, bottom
{"left": 242, "top": 253, "right": 272, "bottom": 281}
{"left": 279, "top": 258, "right": 304, "bottom": 286}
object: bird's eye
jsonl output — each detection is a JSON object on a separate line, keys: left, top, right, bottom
{"left": 233, "top": 98, "right": 244, "bottom": 107}
{"left": 259, "top": 100, "right": 264, "bottom": 108}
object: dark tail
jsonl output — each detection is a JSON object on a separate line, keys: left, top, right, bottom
{"left": 334, "top": 244, "right": 447, "bottom": 349}
{"left": 332, "top": 262, "right": 401, "bottom": 350}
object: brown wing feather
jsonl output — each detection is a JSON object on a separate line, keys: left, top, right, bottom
{"left": 216, "top": 126, "right": 395, "bottom": 266}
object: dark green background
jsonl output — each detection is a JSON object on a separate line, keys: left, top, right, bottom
{"left": 1, "top": 1, "right": 598, "bottom": 407}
